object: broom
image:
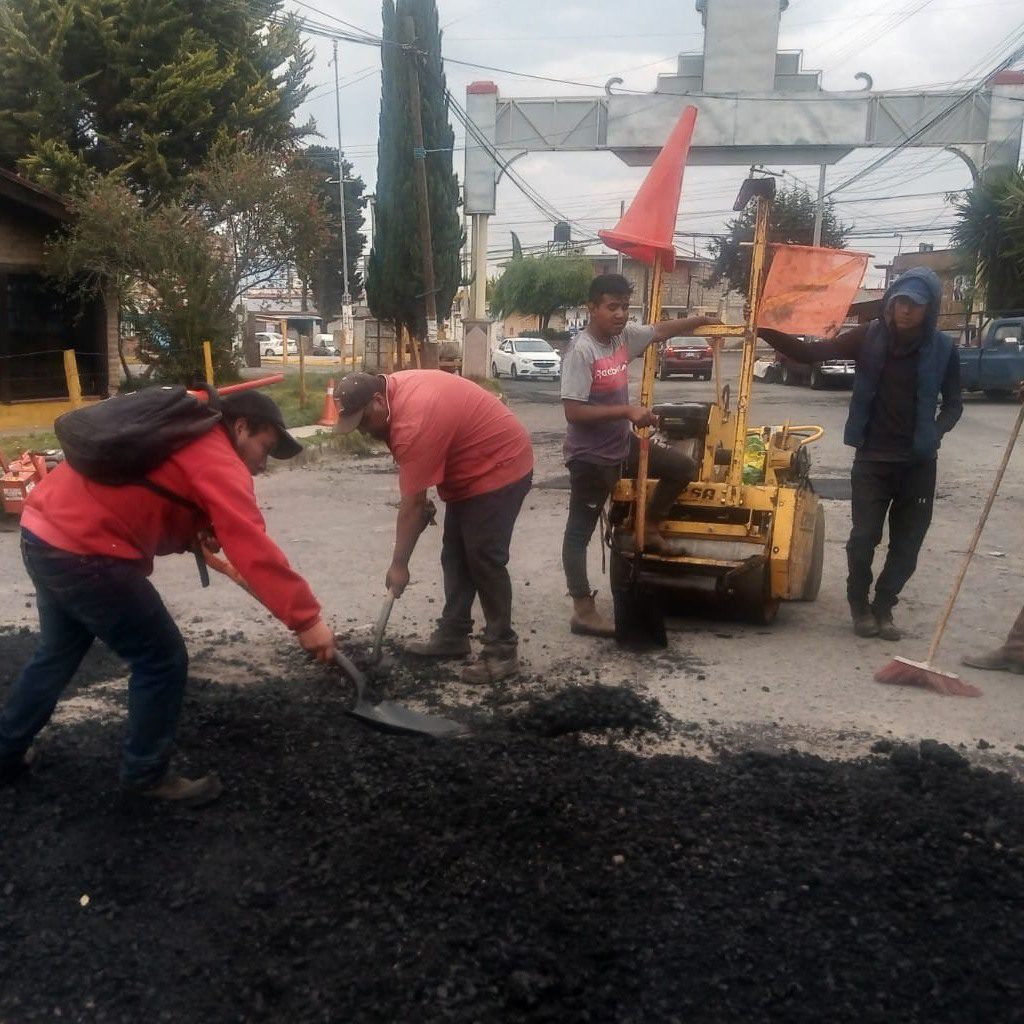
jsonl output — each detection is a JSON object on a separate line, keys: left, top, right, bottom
{"left": 875, "top": 397, "right": 1024, "bottom": 697}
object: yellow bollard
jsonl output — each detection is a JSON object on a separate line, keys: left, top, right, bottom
{"left": 202, "top": 340, "right": 215, "bottom": 386}
{"left": 63, "top": 349, "right": 83, "bottom": 408}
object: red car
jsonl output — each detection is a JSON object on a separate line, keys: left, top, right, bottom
{"left": 657, "top": 337, "right": 713, "bottom": 381}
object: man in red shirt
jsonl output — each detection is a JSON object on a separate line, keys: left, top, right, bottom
{"left": 335, "top": 371, "right": 533, "bottom": 685}
{"left": 0, "top": 391, "right": 336, "bottom": 806}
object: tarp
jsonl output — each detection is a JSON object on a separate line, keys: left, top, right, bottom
{"left": 758, "top": 245, "right": 871, "bottom": 339}
{"left": 598, "top": 105, "right": 697, "bottom": 271}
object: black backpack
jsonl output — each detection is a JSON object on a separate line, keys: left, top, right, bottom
{"left": 54, "top": 385, "right": 223, "bottom": 486}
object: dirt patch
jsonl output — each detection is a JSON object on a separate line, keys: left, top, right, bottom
{"left": 3, "top": 629, "right": 1024, "bottom": 1023}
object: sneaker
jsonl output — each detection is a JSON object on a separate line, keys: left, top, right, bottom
{"left": 404, "top": 631, "right": 471, "bottom": 659}
{"left": 460, "top": 653, "right": 518, "bottom": 685}
{"left": 0, "top": 745, "right": 38, "bottom": 785}
{"left": 123, "top": 771, "right": 224, "bottom": 808}
{"left": 873, "top": 609, "right": 902, "bottom": 642}
{"left": 850, "top": 604, "right": 879, "bottom": 638}
{"left": 961, "top": 648, "right": 1024, "bottom": 674}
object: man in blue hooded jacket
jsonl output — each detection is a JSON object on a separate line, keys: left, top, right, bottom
{"left": 759, "top": 267, "right": 962, "bottom": 640}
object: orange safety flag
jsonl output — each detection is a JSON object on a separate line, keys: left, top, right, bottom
{"left": 758, "top": 245, "right": 870, "bottom": 339}
{"left": 598, "top": 105, "right": 697, "bottom": 270}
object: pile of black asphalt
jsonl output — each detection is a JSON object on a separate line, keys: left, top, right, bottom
{"left": 2, "top": 626, "right": 1023, "bottom": 1023}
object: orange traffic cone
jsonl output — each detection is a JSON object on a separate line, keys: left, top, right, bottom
{"left": 317, "top": 378, "right": 339, "bottom": 427}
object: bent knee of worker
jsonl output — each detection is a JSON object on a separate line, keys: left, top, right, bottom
{"left": 652, "top": 448, "right": 697, "bottom": 484}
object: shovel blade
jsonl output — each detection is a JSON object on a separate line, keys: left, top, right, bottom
{"left": 346, "top": 699, "right": 467, "bottom": 738}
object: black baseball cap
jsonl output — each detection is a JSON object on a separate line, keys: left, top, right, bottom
{"left": 220, "top": 390, "right": 303, "bottom": 460}
{"left": 335, "top": 372, "right": 385, "bottom": 435}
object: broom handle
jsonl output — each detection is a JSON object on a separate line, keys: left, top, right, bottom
{"left": 925, "top": 398, "right": 1024, "bottom": 664}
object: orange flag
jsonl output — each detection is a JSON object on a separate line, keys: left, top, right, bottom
{"left": 758, "top": 245, "right": 870, "bottom": 339}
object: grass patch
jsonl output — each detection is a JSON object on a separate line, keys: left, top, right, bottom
{"left": 296, "top": 427, "right": 383, "bottom": 456}
{"left": 0, "top": 430, "right": 60, "bottom": 456}
{"left": 260, "top": 373, "right": 339, "bottom": 429}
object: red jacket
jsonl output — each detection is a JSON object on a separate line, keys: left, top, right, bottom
{"left": 21, "top": 426, "right": 321, "bottom": 633}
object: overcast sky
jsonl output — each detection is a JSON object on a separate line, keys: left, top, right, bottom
{"left": 286, "top": 0, "right": 1024, "bottom": 287}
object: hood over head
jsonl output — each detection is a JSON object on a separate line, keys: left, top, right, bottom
{"left": 881, "top": 266, "right": 942, "bottom": 339}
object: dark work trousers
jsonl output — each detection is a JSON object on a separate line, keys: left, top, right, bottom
{"left": 846, "top": 458, "right": 937, "bottom": 614}
{"left": 562, "top": 435, "right": 697, "bottom": 598}
{"left": 436, "top": 471, "right": 533, "bottom": 657}
{"left": 0, "top": 531, "right": 189, "bottom": 786}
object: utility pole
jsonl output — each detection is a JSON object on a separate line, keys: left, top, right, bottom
{"left": 812, "top": 163, "right": 826, "bottom": 247}
{"left": 332, "top": 40, "right": 353, "bottom": 357}
{"left": 403, "top": 15, "right": 439, "bottom": 369}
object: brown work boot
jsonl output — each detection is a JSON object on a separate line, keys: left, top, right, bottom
{"left": 460, "top": 652, "right": 518, "bottom": 685}
{"left": 643, "top": 526, "right": 687, "bottom": 556}
{"left": 570, "top": 594, "right": 615, "bottom": 638}
{"left": 873, "top": 607, "right": 902, "bottom": 642}
{"left": 124, "top": 771, "right": 224, "bottom": 808}
{"left": 850, "top": 602, "right": 879, "bottom": 638}
{"left": 960, "top": 648, "right": 1024, "bottom": 674}
{"left": 404, "top": 631, "right": 471, "bottom": 659}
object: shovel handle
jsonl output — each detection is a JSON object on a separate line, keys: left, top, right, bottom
{"left": 333, "top": 649, "right": 367, "bottom": 704}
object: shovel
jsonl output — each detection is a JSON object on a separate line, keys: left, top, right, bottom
{"left": 370, "top": 590, "right": 396, "bottom": 665}
{"left": 333, "top": 650, "right": 466, "bottom": 738}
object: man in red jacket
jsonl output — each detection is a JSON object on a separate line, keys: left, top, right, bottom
{"left": 0, "top": 391, "right": 335, "bottom": 806}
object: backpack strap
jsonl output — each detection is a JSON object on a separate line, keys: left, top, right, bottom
{"left": 136, "top": 479, "right": 210, "bottom": 588}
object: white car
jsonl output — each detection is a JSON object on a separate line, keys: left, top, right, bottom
{"left": 257, "top": 332, "right": 297, "bottom": 357}
{"left": 491, "top": 337, "right": 561, "bottom": 380}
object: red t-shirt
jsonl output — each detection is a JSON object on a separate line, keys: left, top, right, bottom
{"left": 386, "top": 371, "right": 533, "bottom": 502}
{"left": 20, "top": 427, "right": 321, "bottom": 633}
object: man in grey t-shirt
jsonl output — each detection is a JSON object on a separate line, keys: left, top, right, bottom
{"left": 561, "top": 273, "right": 716, "bottom": 637}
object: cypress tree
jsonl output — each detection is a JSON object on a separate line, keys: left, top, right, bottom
{"left": 366, "top": 0, "right": 463, "bottom": 342}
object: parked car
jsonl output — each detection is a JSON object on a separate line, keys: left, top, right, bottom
{"left": 754, "top": 341, "right": 855, "bottom": 389}
{"left": 256, "top": 332, "right": 297, "bottom": 357}
{"left": 312, "top": 334, "right": 340, "bottom": 356}
{"left": 491, "top": 337, "right": 561, "bottom": 379}
{"left": 959, "top": 317, "right": 1024, "bottom": 398}
{"left": 657, "top": 337, "right": 713, "bottom": 380}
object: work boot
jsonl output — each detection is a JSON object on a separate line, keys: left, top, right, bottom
{"left": 123, "top": 771, "right": 224, "bottom": 808}
{"left": 460, "top": 651, "right": 518, "bottom": 686}
{"left": 643, "top": 526, "right": 687, "bottom": 556}
{"left": 873, "top": 607, "right": 902, "bottom": 642}
{"left": 850, "top": 602, "right": 879, "bottom": 638}
{"left": 404, "top": 631, "right": 471, "bottom": 659}
{"left": 570, "top": 593, "right": 615, "bottom": 638}
{"left": 0, "top": 745, "right": 38, "bottom": 785}
{"left": 960, "top": 648, "right": 1024, "bottom": 674}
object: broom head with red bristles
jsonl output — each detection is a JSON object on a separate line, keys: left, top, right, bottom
{"left": 875, "top": 657, "right": 982, "bottom": 698}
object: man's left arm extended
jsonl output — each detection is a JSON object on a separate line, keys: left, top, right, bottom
{"left": 648, "top": 315, "right": 719, "bottom": 346}
{"left": 386, "top": 490, "right": 429, "bottom": 596}
{"left": 936, "top": 346, "right": 964, "bottom": 437}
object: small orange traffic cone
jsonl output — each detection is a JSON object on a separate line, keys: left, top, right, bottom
{"left": 317, "top": 378, "right": 339, "bottom": 427}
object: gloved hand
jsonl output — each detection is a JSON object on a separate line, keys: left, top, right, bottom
{"left": 298, "top": 620, "right": 336, "bottom": 663}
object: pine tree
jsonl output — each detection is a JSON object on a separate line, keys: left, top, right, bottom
{"left": 0, "top": 0, "right": 313, "bottom": 200}
{"left": 299, "top": 145, "right": 367, "bottom": 322}
{"left": 709, "top": 185, "right": 850, "bottom": 296}
{"left": 365, "top": 0, "right": 463, "bottom": 341}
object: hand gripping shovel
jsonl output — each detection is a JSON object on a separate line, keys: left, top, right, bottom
{"left": 333, "top": 650, "right": 466, "bottom": 738}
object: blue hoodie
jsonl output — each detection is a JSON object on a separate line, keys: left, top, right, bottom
{"left": 759, "top": 266, "right": 962, "bottom": 459}
{"left": 843, "top": 266, "right": 961, "bottom": 458}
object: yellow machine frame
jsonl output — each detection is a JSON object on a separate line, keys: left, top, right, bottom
{"left": 610, "top": 176, "right": 825, "bottom": 624}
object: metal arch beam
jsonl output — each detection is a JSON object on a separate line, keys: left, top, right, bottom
{"left": 464, "top": 84, "right": 1024, "bottom": 212}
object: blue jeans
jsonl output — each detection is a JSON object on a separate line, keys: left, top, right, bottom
{"left": 0, "top": 530, "right": 189, "bottom": 786}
